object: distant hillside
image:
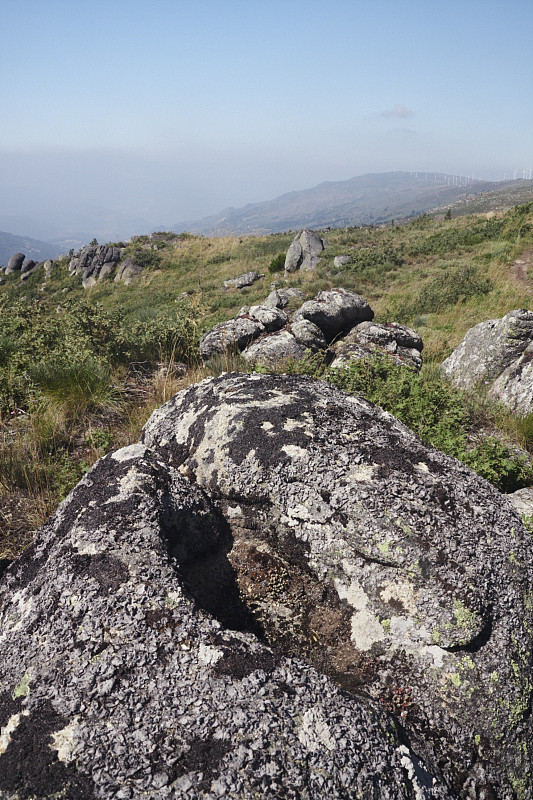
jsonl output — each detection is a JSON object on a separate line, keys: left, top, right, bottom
{"left": 0, "top": 230, "right": 66, "bottom": 267}
{"left": 172, "top": 171, "right": 533, "bottom": 235}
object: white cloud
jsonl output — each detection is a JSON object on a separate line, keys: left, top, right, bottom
{"left": 381, "top": 104, "right": 415, "bottom": 119}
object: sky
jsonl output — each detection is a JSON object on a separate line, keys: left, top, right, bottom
{"left": 1, "top": 0, "right": 532, "bottom": 240}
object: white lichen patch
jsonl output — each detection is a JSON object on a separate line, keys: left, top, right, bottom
{"left": 349, "top": 464, "right": 375, "bottom": 482}
{"left": 261, "top": 421, "right": 274, "bottom": 432}
{"left": 0, "top": 711, "right": 29, "bottom": 755}
{"left": 396, "top": 745, "right": 428, "bottom": 800}
{"left": 282, "top": 445, "right": 309, "bottom": 460}
{"left": 2, "top": 590, "right": 36, "bottom": 638}
{"left": 415, "top": 461, "right": 430, "bottom": 474}
{"left": 104, "top": 466, "right": 147, "bottom": 505}
{"left": 283, "top": 418, "right": 305, "bottom": 432}
{"left": 71, "top": 539, "right": 101, "bottom": 555}
{"left": 165, "top": 590, "right": 183, "bottom": 609}
{"left": 388, "top": 617, "right": 448, "bottom": 667}
{"left": 110, "top": 443, "right": 148, "bottom": 463}
{"left": 380, "top": 580, "right": 418, "bottom": 616}
{"left": 297, "top": 707, "right": 336, "bottom": 752}
{"left": 197, "top": 643, "right": 223, "bottom": 666}
{"left": 51, "top": 717, "right": 80, "bottom": 762}
{"left": 334, "top": 578, "right": 385, "bottom": 651}
{"left": 227, "top": 505, "right": 243, "bottom": 518}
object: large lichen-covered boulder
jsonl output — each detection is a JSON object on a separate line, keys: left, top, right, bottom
{"left": 441, "top": 309, "right": 533, "bottom": 389}
{"left": 143, "top": 373, "right": 533, "bottom": 799}
{"left": 199, "top": 316, "right": 265, "bottom": 360}
{"left": 292, "top": 288, "right": 374, "bottom": 340}
{"left": 247, "top": 304, "right": 289, "bottom": 332}
{"left": 284, "top": 230, "right": 327, "bottom": 274}
{"left": 488, "top": 341, "right": 533, "bottom": 412}
{"left": 241, "top": 330, "right": 310, "bottom": 367}
{"left": 0, "top": 442, "right": 453, "bottom": 800}
{"left": 114, "top": 257, "right": 144, "bottom": 286}
{"left": 330, "top": 321, "right": 423, "bottom": 370}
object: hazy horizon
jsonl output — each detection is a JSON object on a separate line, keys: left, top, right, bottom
{"left": 1, "top": 0, "right": 532, "bottom": 241}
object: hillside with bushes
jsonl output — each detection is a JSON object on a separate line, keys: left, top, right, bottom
{"left": 1, "top": 202, "right": 533, "bottom": 562}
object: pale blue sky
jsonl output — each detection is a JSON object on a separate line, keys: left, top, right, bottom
{"left": 1, "top": 0, "right": 532, "bottom": 237}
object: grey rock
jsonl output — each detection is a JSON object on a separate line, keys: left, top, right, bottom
{"left": 115, "top": 258, "right": 144, "bottom": 286}
{"left": 43, "top": 260, "right": 53, "bottom": 279}
{"left": 20, "top": 259, "right": 36, "bottom": 275}
{"left": 223, "top": 271, "right": 263, "bottom": 290}
{"left": 441, "top": 309, "right": 533, "bottom": 389}
{"left": 334, "top": 255, "right": 352, "bottom": 268}
{"left": 284, "top": 230, "right": 327, "bottom": 273}
{"left": 331, "top": 321, "right": 423, "bottom": 370}
{"left": 290, "top": 319, "right": 328, "bottom": 351}
{"left": 0, "top": 436, "right": 453, "bottom": 800}
{"left": 142, "top": 373, "right": 533, "bottom": 798}
{"left": 506, "top": 486, "right": 533, "bottom": 517}
{"left": 263, "top": 288, "right": 307, "bottom": 310}
{"left": 292, "top": 288, "right": 374, "bottom": 339}
{"left": 241, "top": 330, "right": 309, "bottom": 366}
{"left": 6, "top": 253, "right": 25, "bottom": 275}
{"left": 248, "top": 304, "right": 289, "bottom": 332}
{"left": 70, "top": 245, "right": 125, "bottom": 288}
{"left": 200, "top": 317, "right": 265, "bottom": 361}
{"left": 488, "top": 341, "right": 533, "bottom": 412}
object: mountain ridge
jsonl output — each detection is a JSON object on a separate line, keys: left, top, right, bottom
{"left": 172, "top": 171, "right": 533, "bottom": 235}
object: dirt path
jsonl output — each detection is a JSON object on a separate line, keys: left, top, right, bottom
{"left": 510, "top": 247, "right": 533, "bottom": 287}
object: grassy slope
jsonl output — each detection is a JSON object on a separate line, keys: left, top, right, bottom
{"left": 1, "top": 203, "right": 533, "bottom": 559}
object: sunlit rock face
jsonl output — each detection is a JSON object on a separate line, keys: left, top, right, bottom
{"left": 2, "top": 372, "right": 533, "bottom": 799}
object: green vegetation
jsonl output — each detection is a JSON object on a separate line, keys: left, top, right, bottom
{"left": 1, "top": 202, "right": 533, "bottom": 559}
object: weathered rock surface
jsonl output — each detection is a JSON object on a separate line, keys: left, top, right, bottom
{"left": 441, "top": 309, "right": 533, "bottom": 389}
{"left": 507, "top": 485, "right": 533, "bottom": 517}
{"left": 334, "top": 255, "right": 352, "bottom": 268}
{"left": 488, "top": 341, "right": 533, "bottom": 412}
{"left": 69, "top": 245, "right": 127, "bottom": 288}
{"left": 284, "top": 230, "right": 327, "bottom": 273}
{"left": 20, "top": 259, "right": 36, "bottom": 275}
{"left": 247, "top": 304, "right": 289, "bottom": 332}
{"left": 264, "top": 288, "right": 307, "bottom": 309}
{"left": 5, "top": 253, "right": 25, "bottom": 275}
{"left": 331, "top": 321, "right": 423, "bottom": 370}
{"left": 114, "top": 257, "right": 144, "bottom": 286}
{"left": 199, "top": 317, "right": 264, "bottom": 360}
{"left": 292, "top": 288, "right": 374, "bottom": 339}
{"left": 241, "top": 330, "right": 309, "bottom": 366}
{"left": 142, "top": 373, "right": 533, "bottom": 798}
{"left": 223, "top": 271, "right": 263, "bottom": 289}
{"left": 290, "top": 319, "right": 328, "bottom": 351}
{"left": 0, "top": 432, "right": 455, "bottom": 800}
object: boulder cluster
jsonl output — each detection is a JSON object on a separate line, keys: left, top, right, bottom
{"left": 68, "top": 245, "right": 144, "bottom": 288}
{"left": 200, "top": 287, "right": 424, "bottom": 370}
{"left": 1, "top": 252, "right": 54, "bottom": 283}
{"left": 1, "top": 372, "right": 532, "bottom": 798}
{"left": 442, "top": 308, "right": 533, "bottom": 413}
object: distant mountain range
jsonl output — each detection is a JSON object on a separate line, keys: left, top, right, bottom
{"left": 0, "top": 231, "right": 67, "bottom": 267}
{"left": 172, "top": 171, "right": 533, "bottom": 235}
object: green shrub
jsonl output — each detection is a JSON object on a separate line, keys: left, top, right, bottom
{"left": 268, "top": 253, "right": 286, "bottom": 273}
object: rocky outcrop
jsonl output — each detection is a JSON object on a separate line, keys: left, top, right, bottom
{"left": 264, "top": 288, "right": 306, "bottom": 309}
{"left": 291, "top": 288, "right": 374, "bottom": 339}
{"left": 441, "top": 309, "right": 533, "bottom": 412}
{"left": 223, "top": 271, "right": 264, "bottom": 289}
{"left": 284, "top": 230, "right": 327, "bottom": 274}
{"left": 114, "top": 257, "right": 144, "bottom": 286}
{"left": 140, "top": 373, "right": 533, "bottom": 798}
{"left": 68, "top": 244, "right": 140, "bottom": 288}
{"left": 199, "top": 317, "right": 265, "bottom": 360}
{"left": 5, "top": 253, "right": 25, "bottom": 275}
{"left": 200, "top": 288, "right": 423, "bottom": 371}
{"left": 441, "top": 309, "right": 533, "bottom": 388}
{"left": 330, "top": 321, "right": 424, "bottom": 370}
{"left": 0, "top": 404, "right": 462, "bottom": 799}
